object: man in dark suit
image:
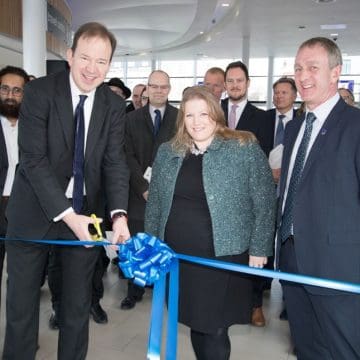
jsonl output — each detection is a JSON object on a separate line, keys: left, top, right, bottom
{"left": 266, "top": 77, "right": 297, "bottom": 321}
{"left": 277, "top": 37, "right": 360, "bottom": 359}
{"left": 203, "top": 67, "right": 225, "bottom": 102}
{"left": 3, "top": 22, "right": 130, "bottom": 360}
{"left": 120, "top": 70, "right": 178, "bottom": 310}
{"left": 267, "top": 77, "right": 297, "bottom": 184}
{"left": 0, "top": 66, "right": 29, "bottom": 307}
{"left": 222, "top": 60, "right": 273, "bottom": 326}
{"left": 221, "top": 61, "right": 273, "bottom": 157}
{"left": 126, "top": 83, "right": 146, "bottom": 113}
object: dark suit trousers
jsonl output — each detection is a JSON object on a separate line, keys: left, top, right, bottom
{"left": 0, "top": 196, "right": 9, "bottom": 308}
{"left": 48, "top": 245, "right": 108, "bottom": 312}
{"left": 126, "top": 218, "right": 145, "bottom": 299}
{"left": 3, "top": 222, "right": 100, "bottom": 360}
{"left": 279, "top": 238, "right": 360, "bottom": 360}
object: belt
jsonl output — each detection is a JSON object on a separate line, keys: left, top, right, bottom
{"left": 1, "top": 196, "right": 9, "bottom": 201}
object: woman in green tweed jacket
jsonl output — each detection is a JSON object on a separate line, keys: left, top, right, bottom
{"left": 145, "top": 86, "right": 276, "bottom": 360}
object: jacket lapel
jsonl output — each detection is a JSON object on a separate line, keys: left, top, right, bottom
{"left": 300, "top": 99, "right": 345, "bottom": 182}
{"left": 54, "top": 72, "right": 74, "bottom": 150}
{"left": 85, "top": 87, "right": 107, "bottom": 163}
{"left": 144, "top": 105, "right": 154, "bottom": 133}
{"left": 279, "top": 115, "right": 304, "bottom": 197}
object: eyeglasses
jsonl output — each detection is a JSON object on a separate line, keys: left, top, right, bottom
{"left": 0, "top": 85, "right": 24, "bottom": 97}
{"left": 148, "top": 83, "right": 170, "bottom": 91}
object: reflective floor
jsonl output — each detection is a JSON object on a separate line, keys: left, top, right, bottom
{"left": 0, "top": 261, "right": 296, "bottom": 359}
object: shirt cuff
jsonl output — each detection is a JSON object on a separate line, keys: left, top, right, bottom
{"left": 110, "top": 209, "right": 127, "bottom": 218}
{"left": 53, "top": 207, "right": 74, "bottom": 222}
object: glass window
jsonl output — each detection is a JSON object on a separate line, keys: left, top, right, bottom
{"left": 168, "top": 78, "right": 196, "bottom": 101}
{"left": 196, "top": 58, "right": 233, "bottom": 77}
{"left": 248, "top": 76, "right": 267, "bottom": 102}
{"left": 249, "top": 58, "right": 268, "bottom": 76}
{"left": 158, "top": 60, "right": 194, "bottom": 77}
{"left": 127, "top": 60, "right": 152, "bottom": 78}
{"left": 273, "top": 57, "right": 295, "bottom": 77}
{"left": 107, "top": 61, "right": 125, "bottom": 79}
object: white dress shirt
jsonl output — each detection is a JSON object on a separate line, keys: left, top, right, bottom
{"left": 274, "top": 108, "right": 295, "bottom": 144}
{"left": 282, "top": 93, "right": 340, "bottom": 221}
{"left": 54, "top": 75, "right": 96, "bottom": 221}
{"left": 228, "top": 99, "right": 247, "bottom": 128}
{"left": 149, "top": 104, "right": 165, "bottom": 124}
{"left": 1, "top": 116, "right": 18, "bottom": 196}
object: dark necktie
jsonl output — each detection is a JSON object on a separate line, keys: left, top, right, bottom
{"left": 154, "top": 109, "right": 161, "bottom": 136}
{"left": 280, "top": 112, "right": 316, "bottom": 242}
{"left": 72, "top": 94, "right": 87, "bottom": 213}
{"left": 274, "top": 114, "right": 285, "bottom": 147}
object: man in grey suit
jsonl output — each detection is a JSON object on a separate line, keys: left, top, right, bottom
{"left": 3, "top": 22, "right": 130, "bottom": 360}
{"left": 277, "top": 37, "right": 360, "bottom": 359}
{"left": 120, "top": 70, "right": 178, "bottom": 310}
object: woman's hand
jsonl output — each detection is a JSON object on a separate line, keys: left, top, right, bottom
{"left": 249, "top": 256, "right": 267, "bottom": 268}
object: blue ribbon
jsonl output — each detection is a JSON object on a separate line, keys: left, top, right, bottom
{"left": 4, "top": 234, "right": 360, "bottom": 360}
{"left": 118, "top": 233, "right": 360, "bottom": 360}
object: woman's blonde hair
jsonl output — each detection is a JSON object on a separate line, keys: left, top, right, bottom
{"left": 171, "top": 86, "right": 256, "bottom": 154}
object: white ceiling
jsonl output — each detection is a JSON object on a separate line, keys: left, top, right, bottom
{"left": 66, "top": 0, "right": 360, "bottom": 61}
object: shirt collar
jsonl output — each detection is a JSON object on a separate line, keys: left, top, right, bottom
{"left": 307, "top": 93, "right": 340, "bottom": 126}
{"left": 1, "top": 115, "right": 18, "bottom": 129}
{"left": 276, "top": 108, "right": 294, "bottom": 120}
{"left": 69, "top": 74, "right": 96, "bottom": 107}
{"left": 149, "top": 104, "right": 166, "bottom": 118}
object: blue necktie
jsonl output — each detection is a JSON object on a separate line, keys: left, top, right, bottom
{"left": 274, "top": 114, "right": 285, "bottom": 147}
{"left": 280, "top": 112, "right": 316, "bottom": 242}
{"left": 154, "top": 109, "right": 161, "bottom": 136}
{"left": 72, "top": 95, "right": 87, "bottom": 213}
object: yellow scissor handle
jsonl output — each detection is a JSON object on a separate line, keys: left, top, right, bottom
{"left": 91, "top": 214, "right": 103, "bottom": 241}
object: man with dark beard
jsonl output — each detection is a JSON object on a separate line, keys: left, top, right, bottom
{"left": 0, "top": 65, "right": 30, "bottom": 306}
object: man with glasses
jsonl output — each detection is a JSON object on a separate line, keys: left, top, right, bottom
{"left": 120, "top": 70, "right": 178, "bottom": 310}
{"left": 0, "top": 65, "right": 30, "bottom": 307}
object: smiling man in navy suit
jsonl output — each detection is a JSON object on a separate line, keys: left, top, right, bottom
{"left": 277, "top": 37, "right": 360, "bottom": 359}
{"left": 3, "top": 22, "right": 130, "bottom": 360}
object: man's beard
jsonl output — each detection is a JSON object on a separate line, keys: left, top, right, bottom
{"left": 229, "top": 92, "right": 246, "bottom": 103}
{"left": 0, "top": 98, "right": 20, "bottom": 118}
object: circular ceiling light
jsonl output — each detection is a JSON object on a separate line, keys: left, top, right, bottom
{"left": 315, "top": 0, "right": 336, "bottom": 3}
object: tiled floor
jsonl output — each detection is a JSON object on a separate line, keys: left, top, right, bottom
{"left": 0, "top": 261, "right": 296, "bottom": 359}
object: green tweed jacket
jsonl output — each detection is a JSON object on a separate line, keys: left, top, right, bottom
{"left": 144, "top": 136, "right": 276, "bottom": 257}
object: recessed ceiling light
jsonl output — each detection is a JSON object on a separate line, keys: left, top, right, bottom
{"left": 200, "top": 31, "right": 204, "bottom": 35}
{"left": 330, "top": 33, "right": 338, "bottom": 37}
{"left": 315, "top": 0, "right": 336, "bottom": 3}
{"left": 321, "top": 24, "right": 346, "bottom": 30}
{"left": 221, "top": 3, "right": 230, "bottom": 7}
